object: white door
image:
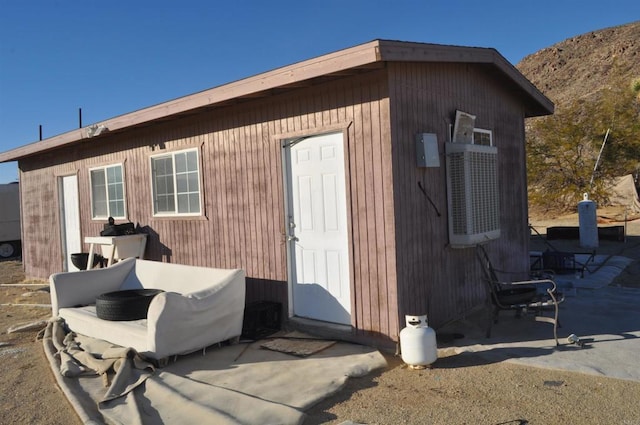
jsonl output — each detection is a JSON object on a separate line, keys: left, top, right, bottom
{"left": 284, "top": 132, "right": 351, "bottom": 325}
{"left": 59, "top": 175, "right": 82, "bottom": 271}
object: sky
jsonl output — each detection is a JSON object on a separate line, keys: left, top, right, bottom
{"left": 0, "top": 1, "right": 637, "bottom": 183}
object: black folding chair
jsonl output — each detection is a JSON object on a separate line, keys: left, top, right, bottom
{"left": 476, "top": 244, "right": 563, "bottom": 346}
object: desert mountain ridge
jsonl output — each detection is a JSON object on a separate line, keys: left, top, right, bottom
{"left": 516, "top": 20, "right": 640, "bottom": 108}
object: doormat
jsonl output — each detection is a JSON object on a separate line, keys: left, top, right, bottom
{"left": 260, "top": 338, "right": 337, "bottom": 357}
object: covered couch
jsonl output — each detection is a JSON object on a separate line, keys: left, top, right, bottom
{"left": 49, "top": 258, "right": 246, "bottom": 360}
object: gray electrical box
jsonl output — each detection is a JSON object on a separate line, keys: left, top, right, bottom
{"left": 416, "top": 133, "right": 440, "bottom": 167}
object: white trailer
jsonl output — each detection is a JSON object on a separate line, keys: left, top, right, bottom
{"left": 0, "top": 183, "right": 21, "bottom": 258}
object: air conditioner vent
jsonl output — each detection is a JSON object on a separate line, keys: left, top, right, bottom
{"left": 445, "top": 143, "right": 500, "bottom": 247}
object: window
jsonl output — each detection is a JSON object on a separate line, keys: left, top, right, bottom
{"left": 451, "top": 111, "right": 493, "bottom": 146}
{"left": 151, "top": 148, "right": 201, "bottom": 216}
{"left": 473, "top": 129, "right": 493, "bottom": 146}
{"left": 90, "top": 164, "right": 126, "bottom": 219}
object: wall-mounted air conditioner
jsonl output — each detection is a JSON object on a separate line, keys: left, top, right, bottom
{"left": 445, "top": 142, "right": 500, "bottom": 248}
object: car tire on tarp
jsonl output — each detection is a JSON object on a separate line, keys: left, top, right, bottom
{"left": 96, "top": 289, "right": 164, "bottom": 321}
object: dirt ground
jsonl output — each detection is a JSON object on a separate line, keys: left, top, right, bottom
{"left": 0, "top": 263, "right": 76, "bottom": 425}
{"left": 1, "top": 212, "right": 640, "bottom": 424}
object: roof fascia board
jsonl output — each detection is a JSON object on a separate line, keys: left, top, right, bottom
{"left": 0, "top": 39, "right": 553, "bottom": 162}
{"left": 0, "top": 41, "right": 383, "bottom": 163}
{"left": 377, "top": 40, "right": 497, "bottom": 63}
{"left": 377, "top": 40, "right": 554, "bottom": 116}
{"left": 0, "top": 128, "right": 85, "bottom": 163}
{"left": 106, "top": 40, "right": 382, "bottom": 131}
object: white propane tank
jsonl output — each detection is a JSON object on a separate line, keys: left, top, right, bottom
{"left": 578, "top": 193, "right": 598, "bottom": 248}
{"left": 399, "top": 314, "right": 438, "bottom": 369}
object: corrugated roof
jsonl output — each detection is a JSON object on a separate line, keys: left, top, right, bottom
{"left": 0, "top": 39, "right": 553, "bottom": 163}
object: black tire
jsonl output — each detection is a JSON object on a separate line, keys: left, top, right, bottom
{"left": 96, "top": 289, "right": 164, "bottom": 321}
{"left": 0, "top": 242, "right": 15, "bottom": 258}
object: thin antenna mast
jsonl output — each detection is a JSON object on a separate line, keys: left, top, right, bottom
{"left": 589, "top": 128, "right": 610, "bottom": 188}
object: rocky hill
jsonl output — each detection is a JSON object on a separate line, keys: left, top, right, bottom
{"left": 516, "top": 20, "right": 640, "bottom": 108}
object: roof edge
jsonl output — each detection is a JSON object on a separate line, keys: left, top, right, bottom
{"left": 0, "top": 40, "right": 385, "bottom": 163}
{"left": 375, "top": 40, "right": 554, "bottom": 116}
{"left": 0, "top": 39, "right": 553, "bottom": 163}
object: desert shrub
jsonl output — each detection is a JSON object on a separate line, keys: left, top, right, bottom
{"left": 527, "top": 74, "right": 640, "bottom": 212}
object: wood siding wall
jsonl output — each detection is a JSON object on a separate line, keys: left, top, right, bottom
{"left": 388, "top": 62, "right": 531, "bottom": 332}
{"left": 17, "top": 61, "right": 533, "bottom": 344}
{"left": 18, "top": 69, "right": 400, "bottom": 343}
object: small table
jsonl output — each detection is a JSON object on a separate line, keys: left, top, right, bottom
{"left": 85, "top": 234, "right": 147, "bottom": 269}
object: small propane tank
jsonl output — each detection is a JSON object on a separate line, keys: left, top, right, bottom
{"left": 399, "top": 314, "right": 438, "bottom": 369}
{"left": 578, "top": 193, "right": 598, "bottom": 249}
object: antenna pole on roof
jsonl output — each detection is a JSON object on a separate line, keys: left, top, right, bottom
{"left": 39, "top": 125, "right": 42, "bottom": 141}
{"left": 79, "top": 108, "right": 82, "bottom": 128}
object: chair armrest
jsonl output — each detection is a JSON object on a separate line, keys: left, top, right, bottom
{"left": 145, "top": 270, "right": 245, "bottom": 358}
{"left": 505, "top": 278, "right": 562, "bottom": 307}
{"left": 49, "top": 258, "right": 137, "bottom": 316}
{"left": 508, "top": 279, "right": 557, "bottom": 292}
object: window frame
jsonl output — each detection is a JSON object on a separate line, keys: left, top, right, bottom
{"left": 149, "top": 147, "right": 203, "bottom": 217}
{"left": 89, "top": 163, "right": 127, "bottom": 220}
{"left": 473, "top": 128, "right": 493, "bottom": 146}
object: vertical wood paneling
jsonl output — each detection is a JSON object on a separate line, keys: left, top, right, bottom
{"left": 389, "top": 62, "right": 531, "bottom": 331}
{"left": 266, "top": 103, "right": 282, "bottom": 281}
{"left": 362, "top": 83, "right": 379, "bottom": 333}
{"left": 379, "top": 92, "right": 398, "bottom": 338}
{"left": 17, "top": 68, "right": 399, "bottom": 345}
{"left": 352, "top": 82, "right": 371, "bottom": 332}
{"left": 369, "top": 83, "right": 383, "bottom": 333}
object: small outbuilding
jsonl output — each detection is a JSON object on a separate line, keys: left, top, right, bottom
{"left": 0, "top": 40, "right": 553, "bottom": 348}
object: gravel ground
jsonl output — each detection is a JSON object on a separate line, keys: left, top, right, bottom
{"left": 1, "top": 213, "right": 639, "bottom": 425}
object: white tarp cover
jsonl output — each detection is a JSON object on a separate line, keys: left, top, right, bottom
{"left": 42, "top": 320, "right": 387, "bottom": 425}
{"left": 609, "top": 174, "right": 640, "bottom": 213}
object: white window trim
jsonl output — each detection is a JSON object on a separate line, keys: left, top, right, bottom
{"left": 149, "top": 147, "right": 203, "bottom": 217}
{"left": 473, "top": 128, "right": 493, "bottom": 146}
{"left": 89, "top": 163, "right": 127, "bottom": 220}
